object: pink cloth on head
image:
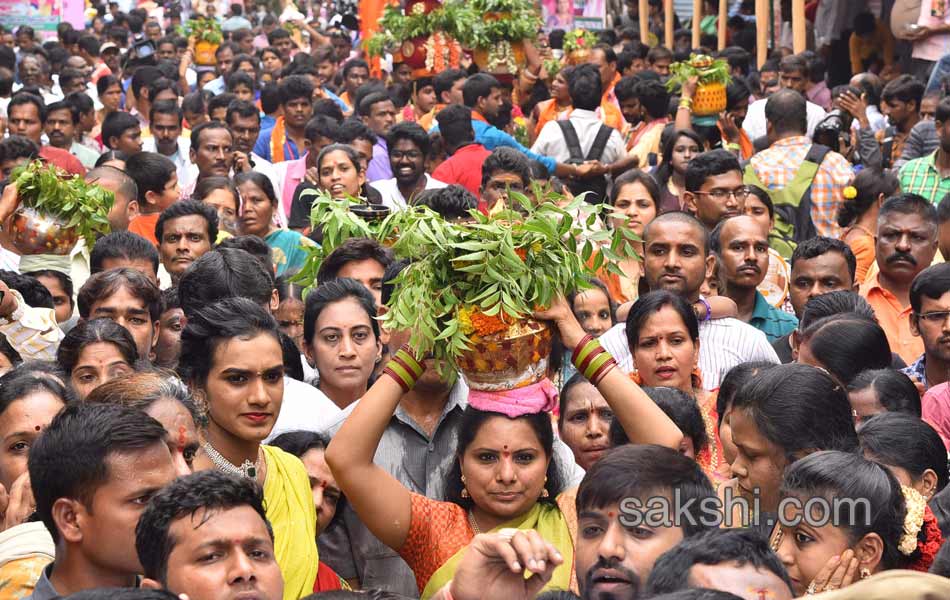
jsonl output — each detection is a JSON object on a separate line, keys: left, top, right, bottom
{"left": 467, "top": 379, "right": 559, "bottom": 418}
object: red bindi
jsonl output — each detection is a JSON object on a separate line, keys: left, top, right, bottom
{"left": 607, "top": 510, "right": 617, "bottom": 519}
{"left": 177, "top": 425, "right": 187, "bottom": 451}
{"left": 34, "top": 425, "right": 41, "bottom": 432}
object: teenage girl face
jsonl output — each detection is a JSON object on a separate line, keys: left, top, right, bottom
{"left": 670, "top": 135, "right": 700, "bottom": 176}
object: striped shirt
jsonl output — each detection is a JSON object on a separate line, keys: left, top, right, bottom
{"left": 318, "top": 380, "right": 584, "bottom": 595}
{"left": 600, "top": 316, "right": 781, "bottom": 390}
{"left": 746, "top": 136, "right": 854, "bottom": 239}
{"left": 899, "top": 151, "right": 950, "bottom": 205}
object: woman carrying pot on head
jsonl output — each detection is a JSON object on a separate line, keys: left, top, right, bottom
{"left": 624, "top": 290, "right": 725, "bottom": 483}
{"left": 325, "top": 295, "right": 682, "bottom": 599}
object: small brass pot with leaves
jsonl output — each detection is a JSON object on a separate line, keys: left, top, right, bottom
{"left": 8, "top": 161, "right": 113, "bottom": 255}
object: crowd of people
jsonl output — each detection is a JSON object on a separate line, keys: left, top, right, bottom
{"left": 5, "top": 0, "right": 950, "bottom": 599}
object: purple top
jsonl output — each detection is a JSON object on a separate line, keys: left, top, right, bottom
{"left": 367, "top": 138, "right": 393, "bottom": 183}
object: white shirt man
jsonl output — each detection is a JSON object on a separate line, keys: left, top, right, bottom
{"left": 529, "top": 108, "right": 626, "bottom": 165}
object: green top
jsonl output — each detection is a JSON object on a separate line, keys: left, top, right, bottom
{"left": 899, "top": 151, "right": 950, "bottom": 205}
{"left": 750, "top": 291, "right": 799, "bottom": 343}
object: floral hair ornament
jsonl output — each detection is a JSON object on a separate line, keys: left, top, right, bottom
{"left": 899, "top": 485, "right": 926, "bottom": 555}
{"left": 843, "top": 185, "right": 858, "bottom": 200}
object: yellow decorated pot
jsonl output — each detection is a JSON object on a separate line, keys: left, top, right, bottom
{"left": 194, "top": 40, "right": 219, "bottom": 66}
{"left": 692, "top": 82, "right": 727, "bottom": 116}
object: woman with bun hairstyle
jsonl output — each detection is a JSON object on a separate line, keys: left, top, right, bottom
{"left": 774, "top": 451, "right": 943, "bottom": 595}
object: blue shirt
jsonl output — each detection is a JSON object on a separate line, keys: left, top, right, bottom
{"left": 254, "top": 125, "right": 304, "bottom": 162}
{"left": 471, "top": 119, "right": 556, "bottom": 175}
{"left": 322, "top": 87, "right": 350, "bottom": 113}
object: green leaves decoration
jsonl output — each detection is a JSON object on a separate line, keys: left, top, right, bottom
{"left": 177, "top": 18, "right": 224, "bottom": 44}
{"left": 294, "top": 187, "right": 640, "bottom": 380}
{"left": 365, "top": 0, "right": 541, "bottom": 56}
{"left": 12, "top": 161, "right": 113, "bottom": 248}
{"left": 665, "top": 53, "right": 733, "bottom": 92}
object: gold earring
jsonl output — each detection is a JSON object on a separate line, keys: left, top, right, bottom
{"left": 860, "top": 567, "right": 871, "bottom": 580}
{"left": 461, "top": 475, "right": 469, "bottom": 499}
{"left": 540, "top": 477, "right": 549, "bottom": 498}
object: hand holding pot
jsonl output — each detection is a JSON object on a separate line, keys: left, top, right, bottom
{"left": 0, "top": 179, "right": 19, "bottom": 225}
{"left": 533, "top": 295, "right": 585, "bottom": 350}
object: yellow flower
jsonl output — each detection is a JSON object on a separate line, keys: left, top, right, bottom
{"left": 531, "top": 241, "right": 543, "bottom": 253}
{"left": 843, "top": 185, "right": 857, "bottom": 200}
{"left": 457, "top": 307, "right": 475, "bottom": 336}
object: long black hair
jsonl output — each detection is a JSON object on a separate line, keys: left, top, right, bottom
{"left": 836, "top": 168, "right": 899, "bottom": 228}
{"left": 654, "top": 129, "right": 703, "bottom": 188}
{"left": 177, "top": 297, "right": 281, "bottom": 387}
{"left": 799, "top": 315, "right": 891, "bottom": 385}
{"left": 859, "top": 412, "right": 949, "bottom": 493}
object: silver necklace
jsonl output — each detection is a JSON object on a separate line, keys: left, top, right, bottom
{"left": 203, "top": 441, "right": 260, "bottom": 480}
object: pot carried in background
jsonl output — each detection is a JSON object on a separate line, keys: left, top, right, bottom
{"left": 7, "top": 161, "right": 113, "bottom": 256}
{"left": 666, "top": 54, "right": 732, "bottom": 117}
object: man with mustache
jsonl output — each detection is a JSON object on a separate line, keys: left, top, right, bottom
{"left": 600, "top": 211, "right": 780, "bottom": 390}
{"left": 182, "top": 122, "right": 235, "bottom": 200}
{"left": 860, "top": 194, "right": 939, "bottom": 364}
{"left": 712, "top": 216, "right": 798, "bottom": 342}
{"left": 905, "top": 263, "right": 950, "bottom": 390}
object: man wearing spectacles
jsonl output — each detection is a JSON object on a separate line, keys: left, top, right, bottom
{"left": 371, "top": 122, "right": 447, "bottom": 210}
{"left": 683, "top": 149, "right": 747, "bottom": 230}
{"left": 906, "top": 263, "right": 950, "bottom": 390}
